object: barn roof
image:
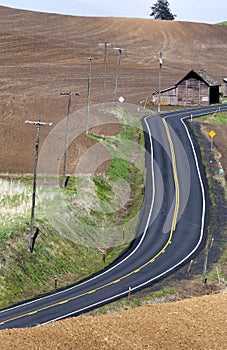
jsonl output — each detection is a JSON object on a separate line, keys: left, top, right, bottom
{"left": 152, "top": 69, "right": 220, "bottom": 96}
{"left": 152, "top": 85, "right": 176, "bottom": 95}
{"left": 176, "top": 70, "right": 220, "bottom": 87}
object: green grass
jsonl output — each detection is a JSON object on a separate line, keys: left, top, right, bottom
{"left": 220, "top": 97, "right": 227, "bottom": 103}
{"left": 93, "top": 176, "right": 113, "bottom": 201}
{"left": 193, "top": 111, "right": 227, "bottom": 125}
{"left": 0, "top": 108, "right": 146, "bottom": 309}
{"left": 206, "top": 267, "right": 225, "bottom": 282}
{"left": 0, "top": 221, "right": 129, "bottom": 309}
{"left": 119, "top": 124, "right": 134, "bottom": 141}
{"left": 217, "top": 21, "right": 227, "bottom": 26}
{"left": 107, "top": 158, "right": 131, "bottom": 182}
{"left": 85, "top": 133, "right": 106, "bottom": 141}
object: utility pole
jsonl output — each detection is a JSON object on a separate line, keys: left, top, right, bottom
{"left": 158, "top": 51, "right": 163, "bottom": 113}
{"left": 202, "top": 236, "right": 210, "bottom": 284}
{"left": 202, "top": 227, "right": 211, "bottom": 284}
{"left": 60, "top": 91, "right": 80, "bottom": 188}
{"left": 98, "top": 43, "right": 111, "bottom": 109}
{"left": 86, "top": 56, "right": 94, "bottom": 134}
{"left": 25, "top": 120, "right": 53, "bottom": 253}
{"left": 113, "top": 47, "right": 125, "bottom": 105}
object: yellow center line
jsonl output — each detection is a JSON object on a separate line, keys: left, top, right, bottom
{"left": 162, "top": 118, "right": 180, "bottom": 232}
{"left": 0, "top": 117, "right": 180, "bottom": 327}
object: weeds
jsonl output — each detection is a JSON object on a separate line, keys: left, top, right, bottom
{"left": 0, "top": 107, "right": 146, "bottom": 308}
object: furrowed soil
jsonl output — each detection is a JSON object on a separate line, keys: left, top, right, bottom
{"left": 0, "top": 6, "right": 227, "bottom": 349}
{"left": 0, "top": 5, "right": 226, "bottom": 173}
{"left": 0, "top": 293, "right": 226, "bottom": 350}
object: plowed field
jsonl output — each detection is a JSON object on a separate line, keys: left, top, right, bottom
{"left": 0, "top": 293, "right": 226, "bottom": 350}
{"left": 0, "top": 5, "right": 226, "bottom": 173}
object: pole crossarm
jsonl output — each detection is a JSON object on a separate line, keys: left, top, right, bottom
{"left": 113, "top": 47, "right": 126, "bottom": 53}
{"left": 60, "top": 92, "right": 80, "bottom": 97}
{"left": 25, "top": 120, "right": 53, "bottom": 126}
{"left": 98, "top": 42, "right": 112, "bottom": 48}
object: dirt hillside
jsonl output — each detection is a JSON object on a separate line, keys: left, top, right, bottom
{"left": 0, "top": 292, "right": 226, "bottom": 350}
{"left": 0, "top": 7, "right": 227, "bottom": 348}
{"left": 0, "top": 5, "right": 226, "bottom": 173}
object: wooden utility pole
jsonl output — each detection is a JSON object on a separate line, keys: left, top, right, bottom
{"left": 86, "top": 56, "right": 94, "bottom": 134}
{"left": 158, "top": 52, "right": 162, "bottom": 113}
{"left": 98, "top": 43, "right": 111, "bottom": 108}
{"left": 113, "top": 48, "right": 125, "bottom": 104}
{"left": 202, "top": 237, "right": 210, "bottom": 284}
{"left": 60, "top": 92, "right": 80, "bottom": 188}
{"left": 25, "top": 120, "right": 53, "bottom": 253}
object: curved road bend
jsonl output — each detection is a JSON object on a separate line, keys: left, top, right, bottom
{"left": 0, "top": 104, "right": 226, "bottom": 329}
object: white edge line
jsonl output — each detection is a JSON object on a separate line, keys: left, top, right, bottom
{"left": 129, "top": 115, "right": 207, "bottom": 292}
{"left": 40, "top": 290, "right": 128, "bottom": 326}
{"left": 0, "top": 116, "right": 156, "bottom": 315}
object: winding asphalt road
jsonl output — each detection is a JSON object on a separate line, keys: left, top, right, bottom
{"left": 0, "top": 104, "right": 226, "bottom": 329}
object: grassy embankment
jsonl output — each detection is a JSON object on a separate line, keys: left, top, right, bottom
{"left": 195, "top": 112, "right": 227, "bottom": 125}
{"left": 0, "top": 107, "right": 146, "bottom": 309}
{"left": 192, "top": 112, "right": 227, "bottom": 283}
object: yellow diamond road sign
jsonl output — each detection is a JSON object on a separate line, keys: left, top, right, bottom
{"left": 209, "top": 130, "right": 216, "bottom": 138}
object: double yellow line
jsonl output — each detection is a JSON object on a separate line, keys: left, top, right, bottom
{"left": 162, "top": 118, "right": 180, "bottom": 233}
{"left": 0, "top": 117, "right": 180, "bottom": 327}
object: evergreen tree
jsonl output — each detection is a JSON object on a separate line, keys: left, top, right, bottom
{"left": 150, "top": 0, "right": 176, "bottom": 20}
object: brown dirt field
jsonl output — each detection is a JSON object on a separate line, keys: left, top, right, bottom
{"left": 0, "top": 6, "right": 227, "bottom": 348}
{"left": 0, "top": 292, "right": 226, "bottom": 350}
{"left": 0, "top": 5, "right": 226, "bottom": 173}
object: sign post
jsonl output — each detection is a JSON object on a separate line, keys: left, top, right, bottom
{"left": 118, "top": 96, "right": 125, "bottom": 106}
{"left": 128, "top": 286, "right": 131, "bottom": 301}
{"left": 208, "top": 130, "right": 216, "bottom": 151}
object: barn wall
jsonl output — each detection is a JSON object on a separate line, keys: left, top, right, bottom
{"left": 223, "top": 81, "right": 227, "bottom": 97}
{"left": 152, "top": 95, "right": 177, "bottom": 105}
{"left": 177, "top": 78, "right": 209, "bottom": 106}
{"left": 152, "top": 88, "right": 177, "bottom": 105}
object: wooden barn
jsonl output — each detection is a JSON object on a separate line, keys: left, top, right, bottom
{"left": 153, "top": 70, "right": 220, "bottom": 106}
{"left": 223, "top": 78, "right": 227, "bottom": 97}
